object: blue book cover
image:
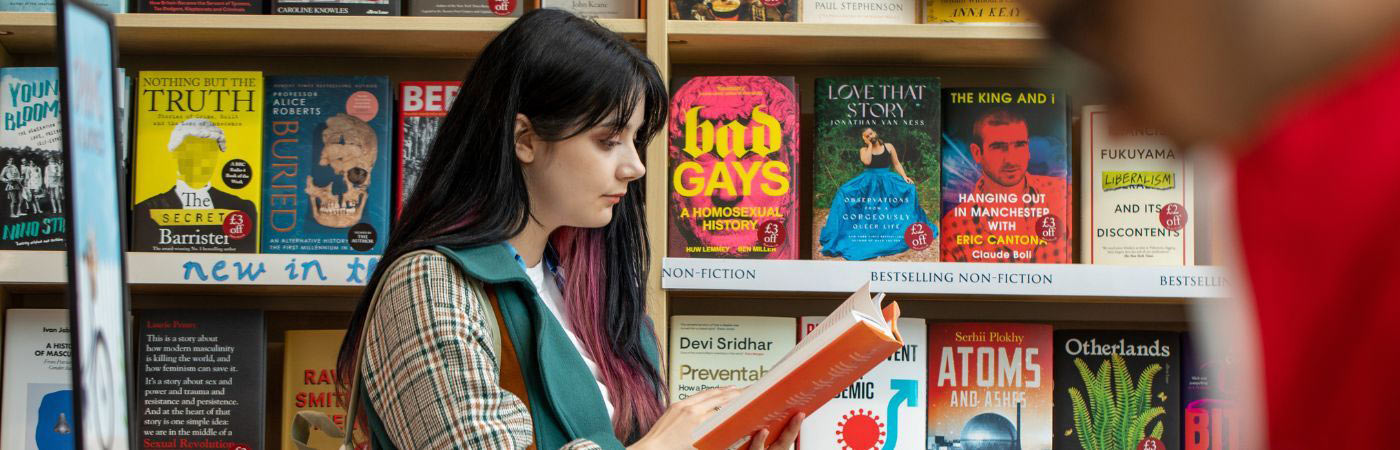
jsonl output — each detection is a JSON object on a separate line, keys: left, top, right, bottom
{"left": 0, "top": 67, "right": 64, "bottom": 250}
{"left": 262, "top": 75, "right": 391, "bottom": 255}
{"left": 0, "top": 0, "right": 125, "bottom": 12}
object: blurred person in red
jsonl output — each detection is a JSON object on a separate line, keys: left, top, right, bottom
{"left": 1019, "top": 0, "right": 1400, "bottom": 448}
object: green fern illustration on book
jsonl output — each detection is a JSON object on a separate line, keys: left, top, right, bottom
{"left": 1067, "top": 354, "right": 1166, "bottom": 450}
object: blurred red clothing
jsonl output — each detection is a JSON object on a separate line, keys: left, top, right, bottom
{"left": 1234, "top": 35, "right": 1400, "bottom": 449}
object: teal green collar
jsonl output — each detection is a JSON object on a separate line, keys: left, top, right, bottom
{"left": 443, "top": 242, "right": 532, "bottom": 286}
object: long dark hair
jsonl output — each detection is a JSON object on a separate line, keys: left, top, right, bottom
{"left": 337, "top": 8, "right": 669, "bottom": 442}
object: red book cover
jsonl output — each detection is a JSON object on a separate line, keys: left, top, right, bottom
{"left": 667, "top": 76, "right": 799, "bottom": 259}
{"left": 395, "top": 81, "right": 460, "bottom": 218}
{"left": 940, "top": 88, "right": 1071, "bottom": 263}
{"left": 928, "top": 322, "right": 1053, "bottom": 450}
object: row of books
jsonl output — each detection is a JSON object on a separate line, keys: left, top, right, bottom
{"left": 671, "top": 316, "right": 1235, "bottom": 450}
{"left": 1, "top": 309, "right": 344, "bottom": 449}
{"left": 1, "top": 69, "right": 454, "bottom": 255}
{"left": 0, "top": 308, "right": 1236, "bottom": 450}
{"left": 0, "top": 0, "right": 1032, "bottom": 24}
{"left": 670, "top": 76, "right": 1198, "bottom": 266}
{"left": 2, "top": 69, "right": 1193, "bottom": 267}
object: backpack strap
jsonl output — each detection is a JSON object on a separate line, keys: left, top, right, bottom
{"left": 483, "top": 285, "right": 536, "bottom": 450}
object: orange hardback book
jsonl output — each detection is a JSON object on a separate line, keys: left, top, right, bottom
{"left": 691, "top": 283, "right": 904, "bottom": 450}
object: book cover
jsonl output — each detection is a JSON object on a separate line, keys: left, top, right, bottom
{"left": 138, "top": 0, "right": 261, "bottom": 13}
{"left": 0, "top": 67, "right": 65, "bottom": 251}
{"left": 667, "top": 76, "right": 800, "bottom": 259}
{"left": 802, "top": 0, "right": 914, "bottom": 23}
{"left": 0, "top": 0, "right": 124, "bottom": 12}
{"left": 927, "top": 323, "right": 1053, "bottom": 450}
{"left": 273, "top": 0, "right": 399, "bottom": 15}
{"left": 540, "top": 0, "right": 636, "bottom": 18}
{"left": 132, "top": 71, "right": 263, "bottom": 253}
{"left": 671, "top": 0, "right": 796, "bottom": 20}
{"left": 1081, "top": 105, "right": 1195, "bottom": 265}
{"left": 813, "top": 77, "right": 939, "bottom": 262}
{"left": 797, "top": 317, "right": 926, "bottom": 450}
{"left": 396, "top": 81, "right": 460, "bottom": 217}
{"left": 924, "top": 0, "right": 1028, "bottom": 23}
{"left": 135, "top": 309, "right": 265, "bottom": 450}
{"left": 263, "top": 76, "right": 392, "bottom": 255}
{"left": 691, "top": 285, "right": 903, "bottom": 450}
{"left": 668, "top": 316, "right": 796, "bottom": 403}
{"left": 1054, "top": 330, "right": 1180, "bottom": 450}
{"left": 1182, "top": 334, "right": 1240, "bottom": 450}
{"left": 282, "top": 329, "right": 360, "bottom": 450}
{"left": 1, "top": 309, "right": 73, "bottom": 450}
{"left": 941, "top": 88, "right": 1070, "bottom": 263}
{"left": 406, "top": 0, "right": 521, "bottom": 16}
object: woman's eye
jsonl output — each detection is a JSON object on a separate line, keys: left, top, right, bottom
{"left": 600, "top": 139, "right": 623, "bottom": 148}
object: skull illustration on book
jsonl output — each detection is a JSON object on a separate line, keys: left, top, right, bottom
{"left": 306, "top": 113, "right": 377, "bottom": 228}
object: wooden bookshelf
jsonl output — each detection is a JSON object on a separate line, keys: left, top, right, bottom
{"left": 0, "top": 13, "right": 645, "bottom": 58}
{"left": 666, "top": 20, "right": 1046, "bottom": 66}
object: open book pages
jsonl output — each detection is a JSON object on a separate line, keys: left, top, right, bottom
{"left": 692, "top": 283, "right": 903, "bottom": 450}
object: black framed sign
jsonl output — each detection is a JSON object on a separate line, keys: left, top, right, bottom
{"left": 57, "top": 0, "right": 133, "bottom": 448}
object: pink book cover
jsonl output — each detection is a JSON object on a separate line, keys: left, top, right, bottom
{"left": 667, "top": 76, "right": 800, "bottom": 259}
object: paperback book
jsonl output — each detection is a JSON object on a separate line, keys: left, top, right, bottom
{"left": 672, "top": 0, "right": 796, "bottom": 20}
{"left": 668, "top": 316, "right": 795, "bottom": 403}
{"left": 814, "top": 77, "right": 940, "bottom": 262}
{"left": 0, "top": 0, "right": 124, "bottom": 12}
{"left": 0, "top": 67, "right": 64, "bottom": 251}
{"left": 797, "top": 317, "right": 926, "bottom": 450}
{"left": 1081, "top": 105, "right": 1195, "bottom": 265}
{"left": 803, "top": 0, "right": 914, "bottom": 23}
{"left": 1183, "top": 334, "right": 1240, "bottom": 450}
{"left": 668, "top": 75, "right": 800, "bottom": 259}
{"left": 263, "top": 76, "right": 392, "bottom": 255}
{"left": 925, "top": 0, "right": 1028, "bottom": 23}
{"left": 540, "top": 0, "right": 636, "bottom": 18}
{"left": 927, "top": 323, "right": 1053, "bottom": 450}
{"left": 941, "top": 88, "right": 1070, "bottom": 263}
{"left": 138, "top": 0, "right": 261, "bottom": 13}
{"left": 132, "top": 71, "right": 263, "bottom": 253}
{"left": 1, "top": 309, "right": 73, "bottom": 450}
{"left": 272, "top": 0, "right": 399, "bottom": 15}
{"left": 406, "top": 0, "right": 521, "bottom": 16}
{"left": 396, "top": 81, "right": 460, "bottom": 216}
{"left": 282, "top": 330, "right": 359, "bottom": 449}
{"left": 1054, "top": 330, "right": 1180, "bottom": 450}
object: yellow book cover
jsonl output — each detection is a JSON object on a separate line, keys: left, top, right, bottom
{"left": 924, "top": 0, "right": 1028, "bottom": 23}
{"left": 281, "top": 329, "right": 354, "bottom": 450}
{"left": 132, "top": 71, "right": 262, "bottom": 253}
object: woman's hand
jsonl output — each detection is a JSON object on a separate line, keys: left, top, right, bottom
{"left": 629, "top": 386, "right": 742, "bottom": 450}
{"left": 903, "top": 175, "right": 915, "bottom": 184}
{"left": 745, "top": 412, "right": 805, "bottom": 450}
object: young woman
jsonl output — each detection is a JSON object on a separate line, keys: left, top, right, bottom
{"left": 818, "top": 127, "right": 932, "bottom": 260}
{"left": 335, "top": 9, "right": 802, "bottom": 450}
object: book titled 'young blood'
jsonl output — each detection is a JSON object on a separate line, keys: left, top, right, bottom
{"left": 668, "top": 76, "right": 799, "bottom": 259}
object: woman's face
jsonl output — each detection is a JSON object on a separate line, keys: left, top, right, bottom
{"left": 520, "top": 101, "right": 647, "bottom": 230}
{"left": 862, "top": 128, "right": 877, "bottom": 144}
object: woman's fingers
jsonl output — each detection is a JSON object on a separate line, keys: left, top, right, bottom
{"left": 746, "top": 412, "right": 804, "bottom": 450}
{"left": 682, "top": 387, "right": 743, "bottom": 419}
{"left": 769, "top": 413, "right": 804, "bottom": 450}
{"left": 747, "top": 429, "right": 769, "bottom": 450}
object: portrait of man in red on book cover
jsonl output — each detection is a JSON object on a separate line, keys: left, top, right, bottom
{"left": 941, "top": 88, "right": 1071, "bottom": 263}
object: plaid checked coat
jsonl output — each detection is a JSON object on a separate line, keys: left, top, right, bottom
{"left": 356, "top": 243, "right": 662, "bottom": 449}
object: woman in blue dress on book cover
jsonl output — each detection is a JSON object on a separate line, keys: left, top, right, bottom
{"left": 819, "top": 127, "right": 934, "bottom": 260}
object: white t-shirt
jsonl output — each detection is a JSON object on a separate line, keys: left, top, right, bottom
{"left": 523, "top": 261, "right": 617, "bottom": 420}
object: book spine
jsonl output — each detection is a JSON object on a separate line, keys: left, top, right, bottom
{"left": 924, "top": 0, "right": 1028, "bottom": 23}
{"left": 406, "top": 0, "right": 522, "bottom": 16}
{"left": 271, "top": 0, "right": 401, "bottom": 15}
{"left": 139, "top": 0, "right": 263, "bottom": 13}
